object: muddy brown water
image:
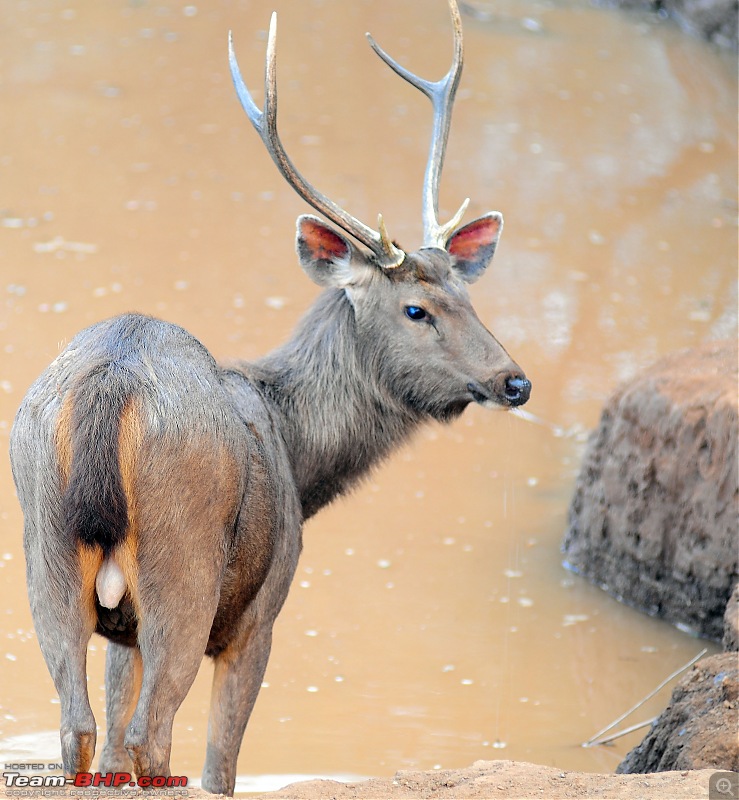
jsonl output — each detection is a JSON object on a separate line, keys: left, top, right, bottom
{"left": 0, "top": 0, "right": 736, "bottom": 793}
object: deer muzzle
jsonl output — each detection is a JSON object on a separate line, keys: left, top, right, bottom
{"left": 468, "top": 370, "right": 531, "bottom": 408}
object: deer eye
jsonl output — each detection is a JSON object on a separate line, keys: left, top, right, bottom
{"left": 404, "top": 305, "right": 428, "bottom": 321}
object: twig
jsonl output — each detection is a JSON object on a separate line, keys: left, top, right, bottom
{"left": 582, "top": 647, "right": 707, "bottom": 747}
{"left": 509, "top": 407, "right": 567, "bottom": 437}
{"left": 587, "top": 717, "right": 657, "bottom": 747}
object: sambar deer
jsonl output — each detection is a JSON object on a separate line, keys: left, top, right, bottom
{"left": 10, "top": 0, "right": 530, "bottom": 794}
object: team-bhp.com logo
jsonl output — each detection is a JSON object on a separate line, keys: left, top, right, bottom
{"left": 3, "top": 764, "right": 188, "bottom": 794}
{"left": 74, "top": 773, "right": 187, "bottom": 789}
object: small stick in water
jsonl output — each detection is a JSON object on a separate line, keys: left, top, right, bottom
{"left": 582, "top": 647, "right": 708, "bottom": 748}
{"left": 586, "top": 717, "right": 657, "bottom": 747}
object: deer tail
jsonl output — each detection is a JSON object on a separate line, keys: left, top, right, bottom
{"left": 61, "top": 364, "right": 133, "bottom": 559}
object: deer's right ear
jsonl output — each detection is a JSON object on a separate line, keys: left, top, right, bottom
{"left": 296, "top": 215, "right": 369, "bottom": 288}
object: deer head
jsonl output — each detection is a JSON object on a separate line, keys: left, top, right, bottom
{"left": 228, "top": 0, "right": 531, "bottom": 414}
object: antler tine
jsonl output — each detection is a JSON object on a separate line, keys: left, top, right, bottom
{"left": 366, "top": 0, "right": 467, "bottom": 249}
{"left": 229, "top": 15, "right": 405, "bottom": 268}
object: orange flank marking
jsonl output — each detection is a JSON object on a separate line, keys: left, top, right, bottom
{"left": 54, "top": 394, "right": 74, "bottom": 487}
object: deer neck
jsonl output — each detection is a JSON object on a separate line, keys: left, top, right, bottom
{"left": 249, "top": 289, "right": 420, "bottom": 520}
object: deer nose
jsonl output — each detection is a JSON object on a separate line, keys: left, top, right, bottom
{"left": 503, "top": 375, "right": 531, "bottom": 406}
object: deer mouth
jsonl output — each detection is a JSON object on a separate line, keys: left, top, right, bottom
{"left": 467, "top": 382, "right": 493, "bottom": 405}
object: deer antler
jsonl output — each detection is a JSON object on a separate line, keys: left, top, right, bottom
{"left": 228, "top": 15, "right": 406, "bottom": 269}
{"left": 367, "top": 0, "right": 468, "bottom": 249}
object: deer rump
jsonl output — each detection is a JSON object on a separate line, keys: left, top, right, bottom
{"left": 21, "top": 312, "right": 295, "bottom": 658}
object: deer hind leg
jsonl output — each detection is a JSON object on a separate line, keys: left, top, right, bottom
{"left": 98, "top": 642, "right": 142, "bottom": 774}
{"left": 123, "top": 510, "right": 226, "bottom": 778}
{"left": 201, "top": 451, "right": 297, "bottom": 797}
{"left": 26, "top": 534, "right": 100, "bottom": 776}
{"left": 201, "top": 624, "right": 274, "bottom": 796}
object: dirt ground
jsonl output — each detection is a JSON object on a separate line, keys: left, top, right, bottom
{"left": 0, "top": 762, "right": 724, "bottom": 800}
{"left": 256, "top": 760, "right": 722, "bottom": 799}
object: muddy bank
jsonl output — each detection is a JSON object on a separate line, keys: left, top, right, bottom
{"left": 562, "top": 341, "right": 738, "bottom": 640}
{"left": 564, "top": 342, "right": 738, "bottom": 779}
{"left": 0, "top": 763, "right": 720, "bottom": 800}
{"left": 599, "top": 0, "right": 739, "bottom": 49}
{"left": 254, "top": 761, "right": 720, "bottom": 798}
{"left": 618, "top": 652, "right": 738, "bottom": 774}
{"left": 618, "top": 590, "right": 738, "bottom": 774}
{"left": 724, "top": 584, "right": 739, "bottom": 651}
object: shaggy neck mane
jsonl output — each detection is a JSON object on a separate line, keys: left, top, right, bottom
{"left": 246, "top": 289, "right": 422, "bottom": 520}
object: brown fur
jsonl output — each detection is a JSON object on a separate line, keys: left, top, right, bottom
{"left": 114, "top": 398, "right": 144, "bottom": 614}
{"left": 77, "top": 543, "right": 104, "bottom": 630}
{"left": 55, "top": 393, "right": 74, "bottom": 487}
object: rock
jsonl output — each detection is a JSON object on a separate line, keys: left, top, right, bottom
{"left": 562, "top": 340, "right": 738, "bottom": 640}
{"left": 617, "top": 652, "right": 739, "bottom": 773}
{"left": 668, "top": 0, "right": 739, "bottom": 48}
{"left": 724, "top": 583, "right": 739, "bottom": 651}
{"left": 598, "top": 0, "right": 739, "bottom": 49}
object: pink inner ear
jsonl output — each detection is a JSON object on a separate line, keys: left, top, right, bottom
{"left": 447, "top": 216, "right": 501, "bottom": 259}
{"left": 299, "top": 218, "right": 350, "bottom": 262}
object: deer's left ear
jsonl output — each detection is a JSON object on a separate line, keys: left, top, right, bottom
{"left": 296, "top": 215, "right": 371, "bottom": 289}
{"left": 447, "top": 212, "right": 503, "bottom": 283}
